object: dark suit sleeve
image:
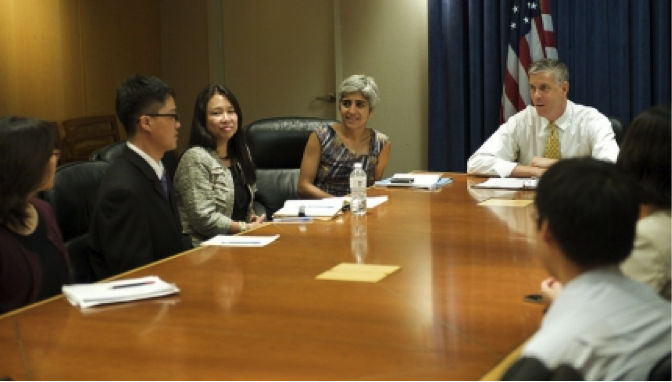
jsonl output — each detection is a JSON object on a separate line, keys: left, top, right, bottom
{"left": 94, "top": 188, "right": 154, "bottom": 275}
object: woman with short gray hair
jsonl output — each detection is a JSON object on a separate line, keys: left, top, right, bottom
{"left": 298, "top": 74, "right": 392, "bottom": 198}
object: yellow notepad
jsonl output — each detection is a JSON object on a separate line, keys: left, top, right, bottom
{"left": 316, "top": 263, "right": 400, "bottom": 283}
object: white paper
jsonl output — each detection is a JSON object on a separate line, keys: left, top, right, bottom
{"left": 201, "top": 234, "right": 280, "bottom": 247}
{"left": 375, "top": 173, "right": 444, "bottom": 189}
{"left": 62, "top": 276, "right": 179, "bottom": 309}
{"left": 273, "top": 199, "right": 343, "bottom": 217}
{"left": 471, "top": 178, "right": 537, "bottom": 190}
{"left": 324, "top": 196, "right": 388, "bottom": 209}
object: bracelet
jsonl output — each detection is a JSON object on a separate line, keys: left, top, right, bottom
{"left": 240, "top": 222, "right": 247, "bottom": 232}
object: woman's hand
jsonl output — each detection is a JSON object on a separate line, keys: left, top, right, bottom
{"left": 540, "top": 277, "right": 563, "bottom": 306}
{"left": 249, "top": 214, "right": 266, "bottom": 229}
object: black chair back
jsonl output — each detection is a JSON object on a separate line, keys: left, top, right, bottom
{"left": 40, "top": 161, "right": 110, "bottom": 283}
{"left": 244, "top": 117, "right": 339, "bottom": 218}
{"left": 245, "top": 117, "right": 338, "bottom": 168}
{"left": 502, "top": 356, "right": 583, "bottom": 380}
{"left": 609, "top": 117, "right": 626, "bottom": 146}
{"left": 648, "top": 353, "right": 671, "bottom": 381}
{"left": 90, "top": 140, "right": 125, "bottom": 162}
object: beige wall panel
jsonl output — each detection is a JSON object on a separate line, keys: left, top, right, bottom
{"left": 78, "top": 0, "right": 162, "bottom": 124}
{"left": 58, "top": 0, "right": 86, "bottom": 121}
{"left": 0, "top": 0, "right": 69, "bottom": 121}
{"left": 222, "top": 0, "right": 336, "bottom": 125}
{"left": 1, "top": 0, "right": 163, "bottom": 144}
{"left": 0, "top": 0, "right": 18, "bottom": 116}
{"left": 160, "top": 0, "right": 210, "bottom": 153}
{"left": 341, "top": 0, "right": 428, "bottom": 175}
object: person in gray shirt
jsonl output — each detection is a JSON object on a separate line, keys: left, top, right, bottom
{"left": 504, "top": 158, "right": 670, "bottom": 380}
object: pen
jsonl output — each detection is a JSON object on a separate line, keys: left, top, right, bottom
{"left": 274, "top": 217, "right": 313, "bottom": 223}
{"left": 111, "top": 281, "right": 155, "bottom": 289}
{"left": 217, "top": 241, "right": 262, "bottom": 245}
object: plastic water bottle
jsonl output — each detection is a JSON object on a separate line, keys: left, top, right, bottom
{"left": 349, "top": 163, "right": 367, "bottom": 216}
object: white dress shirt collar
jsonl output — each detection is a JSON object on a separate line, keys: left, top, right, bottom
{"left": 539, "top": 100, "right": 573, "bottom": 132}
{"left": 126, "top": 141, "right": 165, "bottom": 179}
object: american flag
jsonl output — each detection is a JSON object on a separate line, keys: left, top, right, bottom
{"left": 500, "top": 0, "right": 558, "bottom": 123}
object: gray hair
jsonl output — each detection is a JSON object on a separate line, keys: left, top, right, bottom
{"left": 338, "top": 74, "right": 380, "bottom": 110}
{"left": 528, "top": 58, "right": 569, "bottom": 84}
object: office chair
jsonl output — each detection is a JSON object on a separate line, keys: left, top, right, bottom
{"left": 61, "top": 115, "right": 121, "bottom": 163}
{"left": 609, "top": 117, "right": 626, "bottom": 146}
{"left": 40, "top": 161, "right": 111, "bottom": 283}
{"left": 44, "top": 121, "right": 63, "bottom": 165}
{"left": 501, "top": 356, "right": 583, "bottom": 380}
{"left": 648, "top": 353, "right": 671, "bottom": 381}
{"left": 244, "top": 116, "right": 339, "bottom": 218}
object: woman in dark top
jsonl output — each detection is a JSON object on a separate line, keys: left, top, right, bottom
{"left": 0, "top": 116, "right": 71, "bottom": 314}
{"left": 173, "top": 84, "right": 266, "bottom": 246}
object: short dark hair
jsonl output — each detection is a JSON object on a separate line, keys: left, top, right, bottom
{"left": 188, "top": 84, "right": 256, "bottom": 184}
{"left": 535, "top": 158, "right": 639, "bottom": 269}
{"left": 115, "top": 75, "right": 176, "bottom": 137}
{"left": 0, "top": 117, "right": 56, "bottom": 228}
{"left": 617, "top": 105, "right": 671, "bottom": 208}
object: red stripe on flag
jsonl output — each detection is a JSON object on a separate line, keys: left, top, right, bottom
{"left": 504, "top": 70, "right": 526, "bottom": 111}
{"left": 500, "top": 0, "right": 558, "bottom": 124}
{"left": 518, "top": 38, "right": 532, "bottom": 71}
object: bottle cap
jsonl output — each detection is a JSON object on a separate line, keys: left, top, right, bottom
{"left": 354, "top": 163, "right": 362, "bottom": 168}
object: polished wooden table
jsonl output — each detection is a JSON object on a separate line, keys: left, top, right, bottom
{"left": 0, "top": 174, "right": 547, "bottom": 380}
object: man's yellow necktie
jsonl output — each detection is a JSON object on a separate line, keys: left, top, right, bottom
{"left": 543, "top": 122, "right": 561, "bottom": 159}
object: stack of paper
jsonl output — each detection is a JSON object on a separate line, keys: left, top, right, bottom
{"left": 273, "top": 199, "right": 344, "bottom": 219}
{"left": 316, "top": 263, "right": 400, "bottom": 283}
{"left": 201, "top": 234, "right": 280, "bottom": 247}
{"left": 62, "top": 276, "right": 179, "bottom": 309}
{"left": 375, "top": 173, "right": 450, "bottom": 189}
{"left": 471, "top": 178, "right": 538, "bottom": 190}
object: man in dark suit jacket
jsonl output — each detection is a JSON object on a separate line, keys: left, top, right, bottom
{"left": 89, "top": 75, "right": 189, "bottom": 280}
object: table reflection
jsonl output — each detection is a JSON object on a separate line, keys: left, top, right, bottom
{"left": 350, "top": 214, "right": 368, "bottom": 263}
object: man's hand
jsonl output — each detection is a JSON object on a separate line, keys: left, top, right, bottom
{"left": 531, "top": 156, "right": 559, "bottom": 169}
{"left": 540, "top": 277, "right": 564, "bottom": 306}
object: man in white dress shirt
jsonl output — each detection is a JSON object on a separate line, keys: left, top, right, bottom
{"left": 503, "top": 158, "right": 671, "bottom": 380}
{"left": 467, "top": 59, "right": 619, "bottom": 178}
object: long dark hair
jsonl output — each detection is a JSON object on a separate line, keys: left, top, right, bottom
{"left": 0, "top": 117, "right": 56, "bottom": 228}
{"left": 188, "top": 84, "right": 256, "bottom": 184}
{"left": 616, "top": 105, "right": 671, "bottom": 208}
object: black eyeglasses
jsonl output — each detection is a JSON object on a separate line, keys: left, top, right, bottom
{"left": 145, "top": 113, "right": 180, "bottom": 122}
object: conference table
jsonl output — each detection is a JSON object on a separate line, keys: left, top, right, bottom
{"left": 0, "top": 174, "right": 548, "bottom": 380}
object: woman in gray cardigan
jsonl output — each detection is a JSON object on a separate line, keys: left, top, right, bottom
{"left": 174, "top": 84, "right": 265, "bottom": 246}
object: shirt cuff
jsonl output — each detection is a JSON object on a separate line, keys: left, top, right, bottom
{"left": 494, "top": 162, "right": 518, "bottom": 178}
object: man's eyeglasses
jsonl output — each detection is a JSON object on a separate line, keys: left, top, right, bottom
{"left": 145, "top": 113, "right": 180, "bottom": 122}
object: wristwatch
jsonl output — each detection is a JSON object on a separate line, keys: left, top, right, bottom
{"left": 240, "top": 222, "right": 247, "bottom": 232}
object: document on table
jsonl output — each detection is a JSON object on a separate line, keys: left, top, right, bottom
{"left": 325, "top": 196, "right": 389, "bottom": 209}
{"left": 62, "top": 276, "right": 179, "bottom": 309}
{"left": 471, "top": 178, "right": 538, "bottom": 190}
{"left": 273, "top": 199, "right": 343, "bottom": 219}
{"left": 201, "top": 234, "right": 280, "bottom": 247}
{"left": 374, "top": 173, "right": 450, "bottom": 189}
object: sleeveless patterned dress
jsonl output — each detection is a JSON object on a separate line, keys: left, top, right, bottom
{"left": 313, "top": 124, "right": 390, "bottom": 196}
